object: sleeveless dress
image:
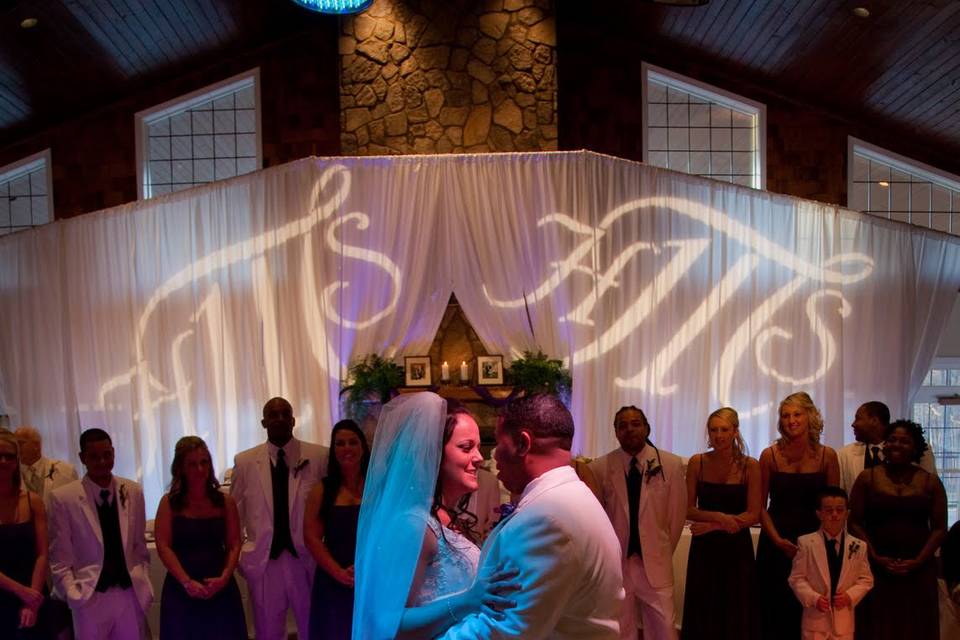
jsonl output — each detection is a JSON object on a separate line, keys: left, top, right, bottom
{"left": 159, "top": 515, "right": 247, "bottom": 640}
{"left": 854, "top": 467, "right": 939, "bottom": 640}
{"left": 409, "top": 518, "right": 481, "bottom": 606}
{"left": 681, "top": 458, "right": 758, "bottom": 640}
{"left": 309, "top": 504, "right": 360, "bottom": 640}
{"left": 0, "top": 493, "right": 65, "bottom": 640}
{"left": 756, "top": 449, "right": 826, "bottom": 640}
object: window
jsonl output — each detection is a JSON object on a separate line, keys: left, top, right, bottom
{"left": 136, "top": 69, "right": 261, "bottom": 199}
{"left": 643, "top": 63, "right": 766, "bottom": 189}
{"left": 848, "top": 137, "right": 960, "bottom": 236}
{"left": 0, "top": 150, "right": 53, "bottom": 236}
{"left": 912, "top": 356, "right": 960, "bottom": 524}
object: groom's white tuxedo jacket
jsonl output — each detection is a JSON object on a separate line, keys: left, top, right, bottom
{"left": 231, "top": 438, "right": 327, "bottom": 579}
{"left": 441, "top": 465, "right": 624, "bottom": 640}
{"left": 48, "top": 476, "right": 153, "bottom": 613}
{"left": 788, "top": 530, "right": 873, "bottom": 637}
{"left": 589, "top": 444, "right": 687, "bottom": 589}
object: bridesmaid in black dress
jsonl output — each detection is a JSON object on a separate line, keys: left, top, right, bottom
{"left": 155, "top": 436, "right": 247, "bottom": 640}
{"left": 304, "top": 419, "right": 369, "bottom": 640}
{"left": 849, "top": 419, "right": 946, "bottom": 640}
{"left": 0, "top": 431, "right": 50, "bottom": 639}
{"left": 756, "top": 392, "right": 840, "bottom": 640}
{"left": 681, "top": 407, "right": 760, "bottom": 640}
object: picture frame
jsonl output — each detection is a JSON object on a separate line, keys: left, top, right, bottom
{"left": 477, "top": 355, "right": 504, "bottom": 385}
{"left": 404, "top": 356, "right": 432, "bottom": 386}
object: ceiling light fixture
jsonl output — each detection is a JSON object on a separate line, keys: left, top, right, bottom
{"left": 878, "top": 180, "right": 889, "bottom": 187}
{"left": 852, "top": 7, "right": 870, "bottom": 18}
{"left": 289, "top": 0, "right": 373, "bottom": 14}
{"left": 20, "top": 17, "right": 38, "bottom": 29}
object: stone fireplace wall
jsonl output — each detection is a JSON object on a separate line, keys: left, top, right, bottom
{"left": 339, "top": 0, "right": 557, "bottom": 155}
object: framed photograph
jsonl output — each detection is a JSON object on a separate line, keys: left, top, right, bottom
{"left": 477, "top": 355, "right": 504, "bottom": 385}
{"left": 404, "top": 356, "right": 432, "bottom": 387}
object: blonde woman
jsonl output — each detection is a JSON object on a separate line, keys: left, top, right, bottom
{"left": 681, "top": 408, "right": 760, "bottom": 639}
{"left": 0, "top": 430, "right": 51, "bottom": 637}
{"left": 756, "top": 392, "right": 840, "bottom": 640}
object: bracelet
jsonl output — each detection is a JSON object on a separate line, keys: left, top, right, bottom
{"left": 446, "top": 598, "right": 459, "bottom": 624}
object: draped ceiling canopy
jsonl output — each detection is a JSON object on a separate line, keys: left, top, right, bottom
{"left": 2, "top": 150, "right": 959, "bottom": 508}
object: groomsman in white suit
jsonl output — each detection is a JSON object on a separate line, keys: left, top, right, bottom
{"left": 441, "top": 393, "right": 624, "bottom": 639}
{"left": 231, "top": 396, "right": 328, "bottom": 640}
{"left": 48, "top": 428, "right": 152, "bottom": 640}
{"left": 788, "top": 486, "right": 873, "bottom": 640}
{"left": 16, "top": 425, "right": 79, "bottom": 502}
{"left": 589, "top": 406, "right": 687, "bottom": 640}
{"left": 838, "top": 401, "right": 937, "bottom": 494}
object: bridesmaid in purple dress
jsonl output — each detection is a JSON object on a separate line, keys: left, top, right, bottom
{"left": 304, "top": 420, "right": 369, "bottom": 640}
{"left": 155, "top": 436, "right": 247, "bottom": 639}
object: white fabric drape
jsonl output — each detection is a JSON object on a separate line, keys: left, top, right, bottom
{"left": 1, "top": 151, "right": 958, "bottom": 508}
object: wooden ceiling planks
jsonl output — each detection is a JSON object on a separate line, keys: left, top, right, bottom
{"left": 1, "top": 0, "right": 959, "bottom": 160}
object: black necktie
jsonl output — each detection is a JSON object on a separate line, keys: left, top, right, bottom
{"left": 100, "top": 488, "right": 111, "bottom": 507}
{"left": 825, "top": 534, "right": 843, "bottom": 596}
{"left": 269, "top": 448, "right": 297, "bottom": 559}
{"left": 865, "top": 445, "right": 881, "bottom": 468}
{"left": 627, "top": 456, "right": 642, "bottom": 557}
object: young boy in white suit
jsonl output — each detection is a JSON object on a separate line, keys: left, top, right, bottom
{"left": 788, "top": 486, "right": 873, "bottom": 640}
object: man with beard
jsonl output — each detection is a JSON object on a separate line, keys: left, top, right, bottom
{"left": 589, "top": 406, "right": 687, "bottom": 640}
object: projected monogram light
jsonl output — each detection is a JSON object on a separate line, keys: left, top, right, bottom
{"left": 483, "top": 196, "right": 874, "bottom": 415}
{"left": 97, "top": 164, "right": 400, "bottom": 471}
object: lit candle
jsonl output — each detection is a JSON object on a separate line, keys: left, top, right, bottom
{"left": 460, "top": 361, "right": 469, "bottom": 383}
{"left": 441, "top": 361, "right": 450, "bottom": 382}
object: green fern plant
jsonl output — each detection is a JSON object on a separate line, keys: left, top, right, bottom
{"left": 505, "top": 350, "right": 572, "bottom": 402}
{"left": 340, "top": 354, "right": 404, "bottom": 419}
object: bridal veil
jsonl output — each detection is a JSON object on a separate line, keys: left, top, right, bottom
{"left": 352, "top": 391, "right": 448, "bottom": 639}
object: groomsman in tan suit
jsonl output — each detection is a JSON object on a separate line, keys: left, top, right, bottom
{"left": 590, "top": 406, "right": 687, "bottom": 640}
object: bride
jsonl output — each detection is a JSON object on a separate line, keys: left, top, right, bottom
{"left": 352, "top": 392, "right": 517, "bottom": 639}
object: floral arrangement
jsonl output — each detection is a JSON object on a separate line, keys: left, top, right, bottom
{"left": 505, "top": 350, "right": 572, "bottom": 404}
{"left": 339, "top": 354, "right": 404, "bottom": 420}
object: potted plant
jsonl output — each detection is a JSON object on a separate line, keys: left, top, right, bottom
{"left": 339, "top": 354, "right": 404, "bottom": 421}
{"left": 505, "top": 350, "right": 572, "bottom": 405}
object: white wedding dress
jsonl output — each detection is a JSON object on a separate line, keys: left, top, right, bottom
{"left": 410, "top": 519, "right": 481, "bottom": 607}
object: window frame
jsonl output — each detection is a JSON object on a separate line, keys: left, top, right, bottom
{"left": 134, "top": 68, "right": 262, "bottom": 200}
{"left": 0, "top": 148, "right": 55, "bottom": 232}
{"left": 641, "top": 62, "right": 767, "bottom": 190}
{"left": 911, "top": 355, "right": 960, "bottom": 524}
{"left": 847, "top": 136, "right": 960, "bottom": 231}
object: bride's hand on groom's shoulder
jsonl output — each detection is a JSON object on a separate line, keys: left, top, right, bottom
{"left": 465, "top": 562, "right": 520, "bottom": 620}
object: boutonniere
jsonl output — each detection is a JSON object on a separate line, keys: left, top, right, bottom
{"left": 47, "top": 462, "right": 58, "bottom": 481}
{"left": 645, "top": 458, "right": 664, "bottom": 484}
{"left": 847, "top": 540, "right": 861, "bottom": 560}
{"left": 497, "top": 502, "right": 517, "bottom": 520}
{"left": 118, "top": 483, "right": 128, "bottom": 509}
{"left": 292, "top": 459, "right": 310, "bottom": 478}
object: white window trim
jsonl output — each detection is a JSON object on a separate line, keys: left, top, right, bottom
{"left": 0, "top": 148, "right": 55, "bottom": 225}
{"left": 847, "top": 136, "right": 960, "bottom": 211}
{"left": 135, "top": 68, "right": 262, "bottom": 200}
{"left": 913, "top": 356, "right": 960, "bottom": 403}
{"left": 641, "top": 62, "right": 767, "bottom": 190}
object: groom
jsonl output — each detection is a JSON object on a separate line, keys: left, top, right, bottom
{"left": 441, "top": 394, "right": 624, "bottom": 639}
